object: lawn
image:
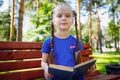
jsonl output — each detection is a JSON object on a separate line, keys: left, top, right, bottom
{"left": 92, "top": 51, "right": 120, "bottom": 74}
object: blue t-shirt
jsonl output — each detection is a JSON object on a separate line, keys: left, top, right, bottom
{"left": 41, "top": 35, "right": 85, "bottom": 80}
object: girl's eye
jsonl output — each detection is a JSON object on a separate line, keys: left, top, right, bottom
{"left": 57, "top": 14, "right": 62, "bottom": 17}
{"left": 56, "top": 13, "right": 72, "bottom": 18}
{"left": 66, "top": 14, "right": 71, "bottom": 17}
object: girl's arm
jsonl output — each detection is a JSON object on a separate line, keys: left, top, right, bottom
{"left": 41, "top": 53, "right": 53, "bottom": 78}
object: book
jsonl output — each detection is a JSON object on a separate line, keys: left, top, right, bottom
{"left": 48, "top": 59, "right": 96, "bottom": 80}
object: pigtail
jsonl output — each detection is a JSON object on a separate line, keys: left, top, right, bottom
{"left": 50, "top": 11, "right": 54, "bottom": 52}
{"left": 48, "top": 11, "right": 54, "bottom": 64}
{"left": 73, "top": 11, "right": 81, "bottom": 64}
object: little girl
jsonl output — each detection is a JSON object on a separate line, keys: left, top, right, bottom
{"left": 41, "top": 3, "right": 85, "bottom": 80}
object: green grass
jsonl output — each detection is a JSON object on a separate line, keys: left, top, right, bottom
{"left": 92, "top": 51, "right": 120, "bottom": 74}
{"left": 34, "top": 78, "right": 45, "bottom": 80}
{"left": 102, "top": 51, "right": 120, "bottom": 55}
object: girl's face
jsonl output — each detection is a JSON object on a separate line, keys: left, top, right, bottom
{"left": 52, "top": 4, "right": 73, "bottom": 31}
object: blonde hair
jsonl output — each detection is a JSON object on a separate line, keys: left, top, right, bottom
{"left": 53, "top": 3, "right": 73, "bottom": 15}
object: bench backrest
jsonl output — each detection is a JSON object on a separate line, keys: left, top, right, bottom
{"left": 0, "top": 41, "right": 44, "bottom": 80}
{"left": 0, "top": 41, "right": 92, "bottom": 80}
{"left": 80, "top": 43, "right": 93, "bottom": 62}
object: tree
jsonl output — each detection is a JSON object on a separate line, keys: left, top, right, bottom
{"left": 82, "top": 0, "right": 104, "bottom": 52}
{"left": 94, "top": 0, "right": 102, "bottom": 53}
{"left": 36, "top": 0, "right": 40, "bottom": 28}
{"left": 77, "top": 0, "right": 82, "bottom": 40}
{"left": 24, "top": 0, "right": 54, "bottom": 42}
{"left": 10, "top": 0, "right": 14, "bottom": 41}
{"left": 24, "top": 0, "right": 65, "bottom": 42}
{"left": 116, "top": 8, "right": 120, "bottom": 51}
{"left": 0, "top": 11, "right": 11, "bottom": 41}
{"left": 87, "top": 3, "right": 92, "bottom": 45}
{"left": 104, "top": 0, "right": 120, "bottom": 51}
{"left": 16, "top": 0, "right": 24, "bottom": 41}
{"left": 81, "top": 0, "right": 95, "bottom": 46}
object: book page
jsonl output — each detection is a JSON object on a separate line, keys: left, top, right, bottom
{"left": 74, "top": 59, "right": 96, "bottom": 68}
{"left": 49, "top": 64, "right": 74, "bottom": 71}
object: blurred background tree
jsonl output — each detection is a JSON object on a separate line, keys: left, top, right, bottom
{"left": 0, "top": 11, "right": 11, "bottom": 41}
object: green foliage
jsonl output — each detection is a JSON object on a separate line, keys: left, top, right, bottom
{"left": 0, "top": 11, "right": 11, "bottom": 41}
{"left": 82, "top": 35, "right": 89, "bottom": 43}
{"left": 108, "top": 20, "right": 114, "bottom": 36}
{"left": 34, "top": 78, "right": 45, "bottom": 80}
{"left": 81, "top": 24, "right": 89, "bottom": 43}
{"left": 23, "top": 0, "right": 66, "bottom": 42}
{"left": 105, "top": 42, "right": 113, "bottom": 48}
{"left": 104, "top": 20, "right": 120, "bottom": 42}
{"left": 104, "top": 20, "right": 114, "bottom": 42}
{"left": 26, "top": 0, "right": 53, "bottom": 42}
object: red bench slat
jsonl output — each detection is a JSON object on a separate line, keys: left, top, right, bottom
{"left": 85, "top": 70, "right": 101, "bottom": 78}
{"left": 0, "top": 70, "right": 44, "bottom": 80}
{"left": 82, "top": 43, "right": 91, "bottom": 49}
{"left": 81, "top": 57, "right": 93, "bottom": 62}
{"left": 80, "top": 50, "right": 92, "bottom": 56}
{"left": 0, "top": 41, "right": 42, "bottom": 50}
{"left": 80, "top": 44, "right": 93, "bottom": 63}
{"left": 0, "top": 60, "right": 42, "bottom": 71}
{"left": 0, "top": 51, "right": 42, "bottom": 60}
{"left": 86, "top": 74, "right": 120, "bottom": 80}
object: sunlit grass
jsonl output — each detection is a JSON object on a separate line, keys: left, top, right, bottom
{"left": 103, "top": 51, "right": 120, "bottom": 55}
{"left": 92, "top": 51, "right": 120, "bottom": 74}
{"left": 34, "top": 78, "right": 45, "bottom": 80}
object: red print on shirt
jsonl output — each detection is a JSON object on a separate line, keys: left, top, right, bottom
{"left": 70, "top": 46, "right": 75, "bottom": 49}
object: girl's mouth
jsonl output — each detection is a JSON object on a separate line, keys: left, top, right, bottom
{"left": 61, "top": 23, "right": 67, "bottom": 26}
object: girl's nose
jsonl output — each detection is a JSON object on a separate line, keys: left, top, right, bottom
{"left": 61, "top": 15, "right": 66, "bottom": 20}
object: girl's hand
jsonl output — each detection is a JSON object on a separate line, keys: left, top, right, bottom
{"left": 44, "top": 70, "right": 54, "bottom": 78}
{"left": 41, "top": 53, "right": 54, "bottom": 78}
{"left": 45, "top": 67, "right": 53, "bottom": 78}
{"left": 87, "top": 65, "right": 96, "bottom": 74}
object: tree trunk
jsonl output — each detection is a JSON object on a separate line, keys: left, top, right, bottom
{"left": 36, "top": 0, "right": 39, "bottom": 28}
{"left": 77, "top": 0, "right": 82, "bottom": 40}
{"left": 88, "top": 3, "right": 92, "bottom": 45}
{"left": 116, "top": 13, "right": 120, "bottom": 51}
{"left": 113, "top": 14, "right": 117, "bottom": 51}
{"left": 111, "top": 2, "right": 117, "bottom": 51}
{"left": 95, "top": 2, "right": 102, "bottom": 53}
{"left": 88, "top": 11, "right": 92, "bottom": 45}
{"left": 16, "top": 0, "right": 24, "bottom": 41}
{"left": 36, "top": 0, "right": 39, "bottom": 13}
{"left": 114, "top": 21, "right": 117, "bottom": 51}
{"left": 10, "top": 0, "right": 14, "bottom": 41}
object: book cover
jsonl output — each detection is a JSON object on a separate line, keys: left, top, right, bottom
{"left": 48, "top": 59, "right": 96, "bottom": 80}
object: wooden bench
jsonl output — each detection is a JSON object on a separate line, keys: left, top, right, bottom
{"left": 82, "top": 44, "right": 120, "bottom": 80}
{"left": 0, "top": 41, "right": 44, "bottom": 80}
{"left": 80, "top": 43, "right": 94, "bottom": 62}
{"left": 0, "top": 41, "right": 119, "bottom": 80}
{"left": 80, "top": 43, "right": 102, "bottom": 79}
